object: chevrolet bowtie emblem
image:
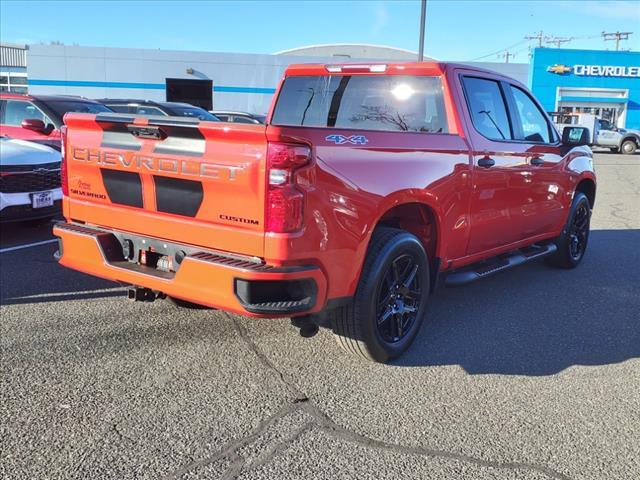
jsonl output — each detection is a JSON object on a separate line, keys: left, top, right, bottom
{"left": 547, "top": 64, "right": 572, "bottom": 75}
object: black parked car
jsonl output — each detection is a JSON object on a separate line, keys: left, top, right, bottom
{"left": 96, "top": 99, "right": 220, "bottom": 121}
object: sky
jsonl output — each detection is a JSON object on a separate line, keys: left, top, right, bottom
{"left": 1, "top": 0, "right": 639, "bottom": 62}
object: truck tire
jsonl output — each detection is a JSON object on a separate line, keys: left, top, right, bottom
{"left": 330, "top": 227, "right": 430, "bottom": 363}
{"left": 620, "top": 139, "right": 637, "bottom": 155}
{"left": 546, "top": 192, "right": 591, "bottom": 269}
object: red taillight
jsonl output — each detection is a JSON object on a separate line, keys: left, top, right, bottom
{"left": 266, "top": 142, "right": 311, "bottom": 233}
{"left": 60, "top": 125, "right": 68, "bottom": 196}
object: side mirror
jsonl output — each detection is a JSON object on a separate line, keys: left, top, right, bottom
{"left": 562, "top": 126, "right": 590, "bottom": 147}
{"left": 21, "top": 118, "right": 50, "bottom": 134}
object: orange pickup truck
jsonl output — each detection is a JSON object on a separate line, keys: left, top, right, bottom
{"left": 54, "top": 62, "right": 595, "bottom": 362}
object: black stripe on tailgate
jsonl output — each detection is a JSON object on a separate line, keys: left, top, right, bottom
{"left": 101, "top": 169, "right": 143, "bottom": 208}
{"left": 153, "top": 175, "right": 203, "bottom": 217}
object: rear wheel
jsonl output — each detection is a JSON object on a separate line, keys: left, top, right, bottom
{"left": 330, "top": 227, "right": 430, "bottom": 363}
{"left": 621, "top": 139, "right": 637, "bottom": 155}
{"left": 546, "top": 192, "right": 591, "bottom": 269}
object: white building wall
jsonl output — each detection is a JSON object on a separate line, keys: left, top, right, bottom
{"left": 26, "top": 45, "right": 530, "bottom": 115}
{"left": 27, "top": 45, "right": 341, "bottom": 114}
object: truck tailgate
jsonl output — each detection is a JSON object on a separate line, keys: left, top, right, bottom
{"left": 63, "top": 113, "right": 267, "bottom": 257}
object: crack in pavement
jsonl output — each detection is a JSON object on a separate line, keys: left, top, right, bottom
{"left": 161, "top": 314, "right": 574, "bottom": 480}
{"left": 607, "top": 202, "right": 635, "bottom": 229}
{"left": 162, "top": 403, "right": 299, "bottom": 480}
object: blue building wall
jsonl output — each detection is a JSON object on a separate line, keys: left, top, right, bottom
{"left": 530, "top": 48, "right": 640, "bottom": 129}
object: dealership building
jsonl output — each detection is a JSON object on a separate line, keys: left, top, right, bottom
{"left": 1, "top": 42, "right": 638, "bottom": 129}
{"left": 530, "top": 48, "right": 640, "bottom": 129}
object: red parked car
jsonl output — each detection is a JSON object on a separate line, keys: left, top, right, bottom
{"left": 0, "top": 93, "right": 112, "bottom": 150}
{"left": 54, "top": 62, "right": 596, "bottom": 362}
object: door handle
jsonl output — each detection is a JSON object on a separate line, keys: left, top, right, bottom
{"left": 477, "top": 156, "right": 495, "bottom": 168}
{"left": 529, "top": 156, "right": 544, "bottom": 166}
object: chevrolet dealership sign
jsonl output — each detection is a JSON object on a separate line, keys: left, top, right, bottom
{"left": 548, "top": 64, "right": 640, "bottom": 77}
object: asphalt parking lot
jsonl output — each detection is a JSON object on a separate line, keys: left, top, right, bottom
{"left": 1, "top": 151, "right": 638, "bottom": 480}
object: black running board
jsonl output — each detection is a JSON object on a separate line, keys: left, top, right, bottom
{"left": 444, "top": 243, "right": 557, "bottom": 287}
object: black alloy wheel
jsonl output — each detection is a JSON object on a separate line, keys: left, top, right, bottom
{"left": 546, "top": 192, "right": 591, "bottom": 269}
{"left": 330, "top": 227, "right": 430, "bottom": 362}
{"left": 376, "top": 253, "right": 422, "bottom": 343}
{"left": 569, "top": 202, "right": 589, "bottom": 262}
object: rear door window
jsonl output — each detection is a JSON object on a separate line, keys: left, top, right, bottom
{"left": 461, "top": 77, "right": 512, "bottom": 141}
{"left": 272, "top": 75, "right": 448, "bottom": 133}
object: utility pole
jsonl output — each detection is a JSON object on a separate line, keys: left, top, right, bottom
{"left": 545, "top": 36, "right": 572, "bottom": 48}
{"left": 602, "top": 31, "right": 633, "bottom": 51}
{"left": 499, "top": 51, "right": 515, "bottom": 63}
{"left": 525, "top": 31, "right": 545, "bottom": 48}
{"left": 418, "top": 0, "right": 426, "bottom": 61}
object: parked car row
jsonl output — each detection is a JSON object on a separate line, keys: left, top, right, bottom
{"left": 0, "top": 93, "right": 266, "bottom": 223}
{"left": 97, "top": 99, "right": 221, "bottom": 121}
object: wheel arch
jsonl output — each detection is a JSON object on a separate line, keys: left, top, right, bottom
{"left": 375, "top": 202, "right": 439, "bottom": 258}
{"left": 366, "top": 198, "right": 443, "bottom": 292}
{"left": 621, "top": 135, "right": 639, "bottom": 147}
{"left": 575, "top": 177, "right": 596, "bottom": 209}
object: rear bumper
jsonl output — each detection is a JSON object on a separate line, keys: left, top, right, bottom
{"left": 53, "top": 222, "right": 327, "bottom": 317}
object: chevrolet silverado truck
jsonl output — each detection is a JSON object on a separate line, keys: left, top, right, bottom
{"left": 54, "top": 62, "right": 596, "bottom": 362}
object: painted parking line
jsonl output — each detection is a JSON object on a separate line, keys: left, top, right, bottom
{"left": 0, "top": 239, "right": 58, "bottom": 254}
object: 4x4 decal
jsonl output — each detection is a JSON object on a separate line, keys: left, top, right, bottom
{"left": 325, "top": 134, "right": 369, "bottom": 145}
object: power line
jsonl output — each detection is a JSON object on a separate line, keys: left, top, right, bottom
{"left": 602, "top": 31, "right": 633, "bottom": 51}
{"left": 545, "top": 36, "right": 573, "bottom": 48}
{"left": 469, "top": 39, "right": 529, "bottom": 61}
{"left": 469, "top": 30, "right": 631, "bottom": 63}
{"left": 525, "top": 31, "right": 545, "bottom": 48}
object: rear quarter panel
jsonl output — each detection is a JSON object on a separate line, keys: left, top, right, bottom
{"left": 265, "top": 126, "right": 472, "bottom": 299}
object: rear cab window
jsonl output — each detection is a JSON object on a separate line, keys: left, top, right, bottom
{"left": 461, "top": 76, "right": 512, "bottom": 141}
{"left": 271, "top": 75, "right": 448, "bottom": 133}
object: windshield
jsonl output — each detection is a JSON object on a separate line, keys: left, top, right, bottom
{"left": 598, "top": 119, "right": 615, "bottom": 130}
{"left": 46, "top": 100, "right": 112, "bottom": 118}
{"left": 165, "top": 106, "right": 219, "bottom": 121}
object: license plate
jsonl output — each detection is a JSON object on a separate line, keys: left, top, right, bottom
{"left": 31, "top": 191, "right": 54, "bottom": 209}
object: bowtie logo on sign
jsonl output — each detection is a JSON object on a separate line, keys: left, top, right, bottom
{"left": 547, "top": 64, "right": 573, "bottom": 75}
{"left": 325, "top": 134, "right": 369, "bottom": 145}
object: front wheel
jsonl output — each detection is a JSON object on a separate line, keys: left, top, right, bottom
{"left": 546, "top": 192, "right": 591, "bottom": 269}
{"left": 330, "top": 227, "right": 430, "bottom": 363}
{"left": 620, "top": 139, "right": 637, "bottom": 155}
